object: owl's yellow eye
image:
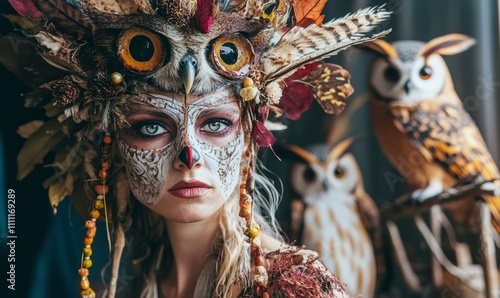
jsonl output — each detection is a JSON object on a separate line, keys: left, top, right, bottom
{"left": 334, "top": 166, "right": 345, "bottom": 179}
{"left": 419, "top": 66, "right": 432, "bottom": 80}
{"left": 118, "top": 27, "right": 167, "bottom": 72}
{"left": 210, "top": 34, "right": 254, "bottom": 78}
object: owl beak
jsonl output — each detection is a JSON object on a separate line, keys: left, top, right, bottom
{"left": 404, "top": 80, "right": 412, "bottom": 94}
{"left": 179, "top": 54, "right": 196, "bottom": 94}
{"left": 322, "top": 180, "right": 329, "bottom": 191}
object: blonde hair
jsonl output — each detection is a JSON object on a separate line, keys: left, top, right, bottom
{"left": 125, "top": 161, "right": 284, "bottom": 297}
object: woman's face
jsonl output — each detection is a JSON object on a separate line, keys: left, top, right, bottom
{"left": 118, "top": 89, "right": 244, "bottom": 223}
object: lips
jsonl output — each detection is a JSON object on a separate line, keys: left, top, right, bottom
{"left": 168, "top": 180, "right": 211, "bottom": 198}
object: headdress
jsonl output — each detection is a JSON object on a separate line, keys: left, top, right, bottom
{"left": 6, "top": 0, "right": 391, "bottom": 297}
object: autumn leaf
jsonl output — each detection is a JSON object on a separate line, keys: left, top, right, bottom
{"left": 293, "top": 0, "right": 327, "bottom": 27}
{"left": 301, "top": 63, "right": 354, "bottom": 115}
{"left": 253, "top": 120, "right": 276, "bottom": 147}
{"left": 278, "top": 62, "right": 318, "bottom": 120}
{"left": 8, "top": 0, "right": 43, "bottom": 19}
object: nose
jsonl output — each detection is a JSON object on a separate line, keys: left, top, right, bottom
{"left": 178, "top": 146, "right": 200, "bottom": 169}
{"left": 404, "top": 80, "right": 412, "bottom": 94}
{"left": 179, "top": 54, "right": 197, "bottom": 94}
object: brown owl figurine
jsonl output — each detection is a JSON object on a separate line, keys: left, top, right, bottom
{"left": 366, "top": 34, "right": 500, "bottom": 297}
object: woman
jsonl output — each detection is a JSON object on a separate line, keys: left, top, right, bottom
{"left": 9, "top": 0, "right": 390, "bottom": 297}
{"left": 119, "top": 90, "right": 344, "bottom": 297}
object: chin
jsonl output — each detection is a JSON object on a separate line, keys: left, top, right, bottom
{"left": 150, "top": 191, "right": 227, "bottom": 223}
{"left": 164, "top": 205, "right": 223, "bottom": 223}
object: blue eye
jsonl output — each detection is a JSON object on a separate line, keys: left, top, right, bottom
{"left": 139, "top": 123, "right": 165, "bottom": 136}
{"left": 201, "top": 119, "right": 233, "bottom": 135}
{"left": 207, "top": 121, "right": 222, "bottom": 132}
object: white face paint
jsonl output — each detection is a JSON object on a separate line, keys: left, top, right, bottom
{"left": 117, "top": 89, "right": 244, "bottom": 207}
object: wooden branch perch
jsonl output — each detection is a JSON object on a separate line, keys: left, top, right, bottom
{"left": 380, "top": 179, "right": 498, "bottom": 222}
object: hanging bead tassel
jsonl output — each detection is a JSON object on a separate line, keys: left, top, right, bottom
{"left": 238, "top": 140, "right": 269, "bottom": 297}
{"left": 79, "top": 133, "right": 112, "bottom": 298}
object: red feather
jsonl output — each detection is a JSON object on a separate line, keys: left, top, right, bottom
{"left": 8, "top": 0, "right": 43, "bottom": 19}
{"left": 253, "top": 120, "right": 276, "bottom": 147}
{"left": 195, "top": 0, "right": 215, "bottom": 34}
{"left": 278, "top": 62, "right": 319, "bottom": 120}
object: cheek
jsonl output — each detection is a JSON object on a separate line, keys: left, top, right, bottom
{"left": 117, "top": 139, "right": 175, "bottom": 205}
{"left": 200, "top": 132, "right": 245, "bottom": 199}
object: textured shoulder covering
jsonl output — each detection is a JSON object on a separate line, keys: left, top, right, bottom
{"left": 241, "top": 246, "right": 351, "bottom": 298}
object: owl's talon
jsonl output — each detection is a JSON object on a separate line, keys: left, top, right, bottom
{"left": 410, "top": 180, "right": 444, "bottom": 203}
{"left": 480, "top": 182, "right": 500, "bottom": 197}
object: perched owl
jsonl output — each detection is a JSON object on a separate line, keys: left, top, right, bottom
{"left": 279, "top": 138, "right": 384, "bottom": 298}
{"left": 366, "top": 34, "right": 500, "bottom": 296}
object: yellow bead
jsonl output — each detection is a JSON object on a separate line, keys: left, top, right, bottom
{"left": 243, "top": 77, "right": 254, "bottom": 88}
{"left": 81, "top": 288, "right": 96, "bottom": 298}
{"left": 80, "top": 278, "right": 90, "bottom": 290}
{"left": 82, "top": 259, "right": 93, "bottom": 268}
{"left": 248, "top": 224, "right": 260, "bottom": 238}
{"left": 94, "top": 200, "right": 104, "bottom": 210}
{"left": 111, "top": 72, "right": 123, "bottom": 84}
{"left": 240, "top": 86, "right": 258, "bottom": 101}
{"left": 83, "top": 247, "right": 93, "bottom": 257}
{"left": 85, "top": 220, "right": 96, "bottom": 229}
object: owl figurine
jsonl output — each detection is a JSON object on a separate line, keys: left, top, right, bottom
{"left": 280, "top": 138, "right": 384, "bottom": 298}
{"left": 366, "top": 34, "right": 500, "bottom": 296}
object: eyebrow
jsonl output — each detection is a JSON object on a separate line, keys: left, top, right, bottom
{"left": 128, "top": 104, "right": 169, "bottom": 118}
{"left": 198, "top": 102, "right": 241, "bottom": 118}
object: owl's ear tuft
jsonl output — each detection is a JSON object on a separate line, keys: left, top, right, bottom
{"left": 419, "top": 33, "right": 475, "bottom": 58}
{"left": 275, "top": 145, "right": 318, "bottom": 165}
{"left": 361, "top": 39, "right": 397, "bottom": 59}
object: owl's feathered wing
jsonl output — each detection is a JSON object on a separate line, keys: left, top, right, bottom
{"left": 390, "top": 99, "right": 500, "bottom": 232}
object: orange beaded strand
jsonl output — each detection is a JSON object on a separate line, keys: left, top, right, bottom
{"left": 79, "top": 133, "right": 112, "bottom": 298}
{"left": 238, "top": 140, "right": 269, "bottom": 297}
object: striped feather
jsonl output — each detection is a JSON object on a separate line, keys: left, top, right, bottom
{"left": 34, "top": 0, "right": 91, "bottom": 37}
{"left": 262, "top": 5, "right": 391, "bottom": 83}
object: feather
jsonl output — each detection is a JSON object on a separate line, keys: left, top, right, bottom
{"left": 69, "top": 177, "right": 93, "bottom": 220}
{"left": 17, "top": 120, "right": 45, "bottom": 139}
{"left": 33, "top": 0, "right": 91, "bottom": 37}
{"left": 83, "top": 149, "right": 97, "bottom": 180}
{"left": 262, "top": 5, "right": 391, "bottom": 83}
{"left": 0, "top": 34, "right": 61, "bottom": 88}
{"left": 17, "top": 119, "right": 69, "bottom": 180}
{"left": 195, "top": 0, "right": 215, "bottom": 33}
{"left": 48, "top": 178, "right": 69, "bottom": 214}
{"left": 35, "top": 31, "right": 87, "bottom": 75}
